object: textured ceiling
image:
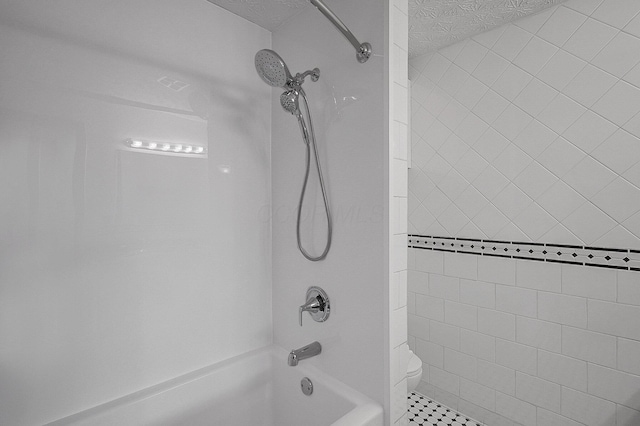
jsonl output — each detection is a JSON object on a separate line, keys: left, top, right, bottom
{"left": 205, "top": 0, "right": 308, "bottom": 32}
{"left": 206, "top": 0, "right": 562, "bottom": 57}
{"left": 408, "top": 0, "right": 564, "bottom": 57}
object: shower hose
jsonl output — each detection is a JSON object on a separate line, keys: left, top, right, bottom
{"left": 295, "top": 88, "right": 332, "bottom": 261}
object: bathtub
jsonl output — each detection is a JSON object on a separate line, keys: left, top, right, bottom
{"left": 47, "top": 345, "right": 384, "bottom": 426}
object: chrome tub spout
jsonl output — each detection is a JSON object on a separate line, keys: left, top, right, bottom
{"left": 288, "top": 341, "right": 322, "bottom": 366}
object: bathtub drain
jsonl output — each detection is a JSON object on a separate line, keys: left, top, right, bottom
{"left": 300, "top": 377, "right": 313, "bottom": 396}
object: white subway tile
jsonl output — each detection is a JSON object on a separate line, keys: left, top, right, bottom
{"left": 415, "top": 294, "right": 444, "bottom": 321}
{"left": 561, "top": 387, "right": 616, "bottom": 426}
{"left": 514, "top": 119, "right": 558, "bottom": 158}
{"left": 537, "top": 408, "right": 583, "bottom": 426}
{"left": 408, "top": 270, "right": 429, "bottom": 295}
{"left": 430, "top": 320, "right": 460, "bottom": 350}
{"left": 561, "top": 263, "right": 616, "bottom": 301}
{"left": 393, "top": 83, "right": 409, "bottom": 124}
{"left": 439, "top": 64, "right": 469, "bottom": 97}
{"left": 537, "top": 94, "right": 587, "bottom": 135}
{"left": 516, "top": 371, "right": 562, "bottom": 413}
{"left": 537, "top": 6, "right": 587, "bottom": 47}
{"left": 496, "top": 285, "right": 537, "bottom": 318}
{"left": 460, "top": 279, "right": 495, "bottom": 309}
{"left": 562, "top": 326, "right": 616, "bottom": 368}
{"left": 493, "top": 64, "right": 533, "bottom": 101}
{"left": 618, "top": 337, "right": 640, "bottom": 376}
{"left": 592, "top": 32, "right": 640, "bottom": 78}
{"left": 460, "top": 378, "right": 495, "bottom": 411}
{"left": 454, "top": 40, "right": 489, "bottom": 73}
{"left": 495, "top": 392, "right": 537, "bottom": 426}
{"left": 493, "top": 105, "right": 533, "bottom": 142}
{"left": 392, "top": 378, "right": 408, "bottom": 423}
{"left": 563, "top": 110, "right": 618, "bottom": 154}
{"left": 616, "top": 404, "right": 640, "bottom": 426}
{"left": 477, "top": 360, "right": 516, "bottom": 395}
{"left": 473, "top": 25, "right": 507, "bottom": 49}
{"left": 513, "top": 36, "right": 558, "bottom": 75}
{"left": 493, "top": 24, "right": 533, "bottom": 61}
{"left": 415, "top": 249, "right": 444, "bottom": 274}
{"left": 588, "top": 363, "right": 640, "bottom": 410}
{"left": 444, "top": 348, "right": 477, "bottom": 381}
{"left": 416, "top": 338, "right": 444, "bottom": 369}
{"left": 564, "top": 0, "right": 605, "bottom": 15}
{"left": 538, "top": 350, "right": 587, "bottom": 391}
{"left": 517, "top": 317, "right": 562, "bottom": 352}
{"left": 538, "top": 292, "right": 587, "bottom": 328}
{"left": 514, "top": 6, "right": 555, "bottom": 33}
{"left": 563, "top": 17, "right": 618, "bottom": 62}
{"left": 537, "top": 136, "right": 586, "bottom": 178}
{"left": 408, "top": 292, "right": 416, "bottom": 316}
{"left": 393, "top": 121, "right": 408, "bottom": 161}
{"left": 391, "top": 343, "right": 410, "bottom": 386}
{"left": 472, "top": 90, "right": 509, "bottom": 124}
{"left": 429, "top": 366, "right": 460, "bottom": 395}
{"left": 408, "top": 313, "right": 429, "bottom": 342}
{"left": 592, "top": 0, "right": 640, "bottom": 29}
{"left": 454, "top": 76, "right": 489, "bottom": 110}
{"left": 477, "top": 255, "right": 516, "bottom": 286}
{"left": 478, "top": 308, "right": 516, "bottom": 340}
{"left": 473, "top": 51, "right": 510, "bottom": 86}
{"left": 592, "top": 80, "right": 640, "bottom": 127}
{"left": 517, "top": 259, "right": 561, "bottom": 292}
{"left": 495, "top": 339, "right": 537, "bottom": 375}
{"left": 392, "top": 306, "right": 408, "bottom": 347}
{"left": 588, "top": 299, "right": 640, "bottom": 340}
{"left": 444, "top": 252, "right": 477, "bottom": 280}
{"left": 444, "top": 300, "right": 477, "bottom": 330}
{"left": 429, "top": 274, "right": 460, "bottom": 301}
{"left": 460, "top": 329, "right": 495, "bottom": 361}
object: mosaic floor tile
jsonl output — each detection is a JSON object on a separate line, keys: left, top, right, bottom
{"left": 408, "top": 392, "right": 482, "bottom": 426}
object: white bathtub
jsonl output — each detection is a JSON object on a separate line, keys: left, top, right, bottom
{"left": 47, "top": 345, "right": 384, "bottom": 426}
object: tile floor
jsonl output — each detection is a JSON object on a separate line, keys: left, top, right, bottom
{"left": 408, "top": 392, "right": 482, "bottom": 426}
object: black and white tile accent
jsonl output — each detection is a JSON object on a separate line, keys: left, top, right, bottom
{"left": 408, "top": 392, "right": 481, "bottom": 426}
{"left": 408, "top": 235, "right": 640, "bottom": 272}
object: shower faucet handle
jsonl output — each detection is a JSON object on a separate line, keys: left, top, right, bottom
{"left": 299, "top": 286, "right": 330, "bottom": 326}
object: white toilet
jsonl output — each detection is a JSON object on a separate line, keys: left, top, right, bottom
{"left": 406, "top": 349, "right": 423, "bottom": 392}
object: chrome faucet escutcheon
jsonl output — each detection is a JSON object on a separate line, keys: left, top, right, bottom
{"left": 288, "top": 341, "right": 322, "bottom": 366}
{"left": 299, "top": 286, "right": 330, "bottom": 326}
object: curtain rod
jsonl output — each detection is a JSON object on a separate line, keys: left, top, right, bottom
{"left": 309, "top": 0, "right": 372, "bottom": 63}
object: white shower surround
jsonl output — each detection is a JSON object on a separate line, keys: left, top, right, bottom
{"left": 0, "top": 0, "right": 403, "bottom": 424}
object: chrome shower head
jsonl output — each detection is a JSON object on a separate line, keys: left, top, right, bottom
{"left": 255, "top": 49, "right": 292, "bottom": 88}
{"left": 280, "top": 89, "right": 300, "bottom": 116}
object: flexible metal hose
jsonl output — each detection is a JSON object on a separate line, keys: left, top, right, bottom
{"left": 295, "top": 88, "right": 332, "bottom": 261}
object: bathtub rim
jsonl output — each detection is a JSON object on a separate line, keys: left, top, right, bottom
{"left": 45, "top": 344, "right": 383, "bottom": 426}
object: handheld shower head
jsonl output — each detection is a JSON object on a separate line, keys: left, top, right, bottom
{"left": 255, "top": 49, "right": 292, "bottom": 88}
{"left": 280, "top": 89, "right": 301, "bottom": 116}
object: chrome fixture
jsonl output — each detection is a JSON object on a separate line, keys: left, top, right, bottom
{"left": 299, "top": 286, "right": 330, "bottom": 326}
{"left": 300, "top": 377, "right": 314, "bottom": 396}
{"left": 288, "top": 341, "right": 322, "bottom": 366}
{"left": 254, "top": 50, "right": 332, "bottom": 261}
{"left": 308, "top": 0, "right": 372, "bottom": 63}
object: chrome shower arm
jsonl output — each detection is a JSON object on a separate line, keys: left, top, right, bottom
{"left": 308, "top": 0, "right": 372, "bottom": 63}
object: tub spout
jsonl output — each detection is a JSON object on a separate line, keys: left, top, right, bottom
{"left": 288, "top": 341, "right": 322, "bottom": 366}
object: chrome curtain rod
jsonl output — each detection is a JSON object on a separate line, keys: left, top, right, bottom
{"left": 309, "top": 0, "right": 372, "bottom": 63}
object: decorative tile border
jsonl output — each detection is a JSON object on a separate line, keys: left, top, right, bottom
{"left": 408, "top": 235, "right": 640, "bottom": 272}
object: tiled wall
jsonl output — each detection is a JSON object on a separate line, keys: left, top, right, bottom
{"left": 408, "top": 0, "right": 640, "bottom": 249}
{"left": 389, "top": 0, "right": 409, "bottom": 424}
{"left": 408, "top": 248, "right": 640, "bottom": 426}
{"left": 407, "top": 0, "right": 640, "bottom": 425}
